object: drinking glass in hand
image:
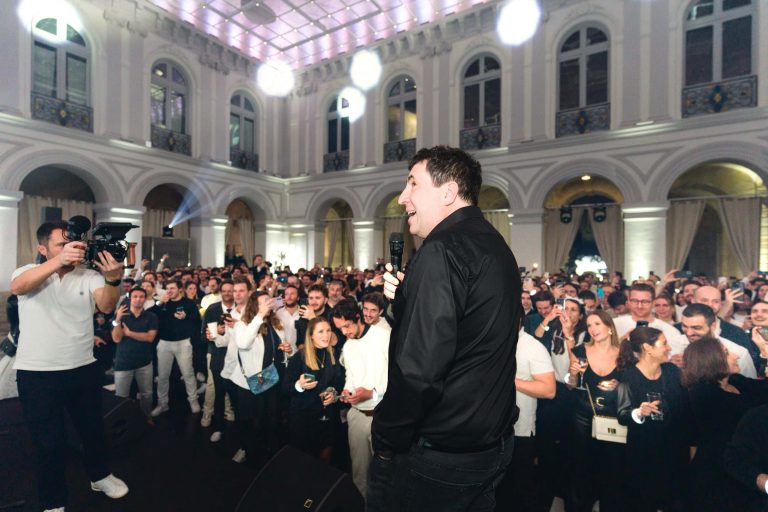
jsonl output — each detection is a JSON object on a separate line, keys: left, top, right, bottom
{"left": 577, "top": 357, "right": 589, "bottom": 390}
{"left": 319, "top": 387, "right": 337, "bottom": 422}
{"left": 646, "top": 391, "right": 664, "bottom": 421}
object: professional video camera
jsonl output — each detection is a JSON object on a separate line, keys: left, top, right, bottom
{"left": 65, "top": 215, "right": 139, "bottom": 269}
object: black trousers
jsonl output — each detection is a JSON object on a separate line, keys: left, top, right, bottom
{"left": 17, "top": 361, "right": 110, "bottom": 509}
{"left": 495, "top": 436, "right": 536, "bottom": 512}
{"left": 210, "top": 350, "right": 229, "bottom": 431}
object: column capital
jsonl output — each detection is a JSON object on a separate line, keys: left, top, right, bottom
{"left": 190, "top": 215, "right": 229, "bottom": 228}
{"left": 622, "top": 201, "right": 669, "bottom": 221}
{"left": 0, "top": 189, "right": 23, "bottom": 208}
{"left": 509, "top": 208, "right": 543, "bottom": 225}
{"left": 352, "top": 218, "right": 382, "bottom": 230}
{"left": 93, "top": 203, "right": 146, "bottom": 220}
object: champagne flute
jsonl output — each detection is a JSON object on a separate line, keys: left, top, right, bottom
{"left": 319, "top": 387, "right": 337, "bottom": 422}
{"left": 577, "top": 357, "right": 588, "bottom": 390}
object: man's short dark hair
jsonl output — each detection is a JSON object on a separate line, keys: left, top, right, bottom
{"left": 166, "top": 278, "right": 182, "bottom": 290}
{"left": 308, "top": 284, "right": 328, "bottom": 298}
{"left": 122, "top": 278, "right": 135, "bottom": 285}
{"left": 208, "top": 276, "right": 221, "bottom": 286}
{"left": 629, "top": 282, "right": 656, "bottom": 300}
{"left": 408, "top": 145, "right": 482, "bottom": 206}
{"left": 533, "top": 290, "right": 555, "bottom": 306}
{"left": 284, "top": 284, "right": 299, "bottom": 294}
{"left": 362, "top": 292, "right": 386, "bottom": 311}
{"left": 331, "top": 298, "right": 361, "bottom": 322}
{"left": 682, "top": 303, "right": 716, "bottom": 326}
{"left": 36, "top": 220, "right": 69, "bottom": 245}
{"left": 129, "top": 286, "right": 147, "bottom": 298}
{"left": 578, "top": 290, "right": 597, "bottom": 302}
{"left": 232, "top": 276, "right": 252, "bottom": 290}
{"left": 607, "top": 290, "right": 627, "bottom": 309}
{"left": 220, "top": 279, "right": 234, "bottom": 289}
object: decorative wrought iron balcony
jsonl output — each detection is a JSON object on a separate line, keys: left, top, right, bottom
{"left": 460, "top": 124, "right": 501, "bottom": 151}
{"left": 383, "top": 138, "right": 417, "bottom": 163}
{"left": 556, "top": 103, "right": 610, "bottom": 138}
{"left": 151, "top": 125, "right": 191, "bottom": 156}
{"left": 31, "top": 93, "right": 93, "bottom": 132}
{"left": 682, "top": 75, "right": 757, "bottom": 118}
{"left": 323, "top": 150, "right": 349, "bottom": 172}
{"left": 230, "top": 147, "right": 259, "bottom": 172}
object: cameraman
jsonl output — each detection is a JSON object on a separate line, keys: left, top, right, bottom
{"left": 10, "top": 220, "right": 129, "bottom": 511}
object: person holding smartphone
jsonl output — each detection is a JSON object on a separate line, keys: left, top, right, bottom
{"left": 283, "top": 317, "right": 345, "bottom": 464}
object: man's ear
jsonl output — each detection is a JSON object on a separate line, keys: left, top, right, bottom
{"left": 37, "top": 244, "right": 48, "bottom": 259}
{"left": 441, "top": 181, "right": 460, "bottom": 206}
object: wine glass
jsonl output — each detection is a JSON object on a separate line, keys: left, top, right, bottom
{"left": 577, "top": 357, "right": 589, "bottom": 390}
{"left": 319, "top": 387, "right": 337, "bottom": 422}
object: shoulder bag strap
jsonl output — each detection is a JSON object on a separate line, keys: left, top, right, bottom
{"left": 585, "top": 382, "right": 598, "bottom": 418}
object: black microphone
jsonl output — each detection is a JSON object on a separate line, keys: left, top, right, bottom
{"left": 66, "top": 215, "right": 91, "bottom": 241}
{"left": 389, "top": 232, "right": 404, "bottom": 272}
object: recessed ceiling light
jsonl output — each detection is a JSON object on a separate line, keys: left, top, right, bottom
{"left": 581, "top": 175, "right": 591, "bottom": 181}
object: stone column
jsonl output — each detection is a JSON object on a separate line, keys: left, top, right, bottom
{"left": 352, "top": 218, "right": 380, "bottom": 270}
{"left": 0, "top": 190, "right": 23, "bottom": 290}
{"left": 189, "top": 215, "right": 228, "bottom": 267}
{"left": 622, "top": 202, "right": 669, "bottom": 280}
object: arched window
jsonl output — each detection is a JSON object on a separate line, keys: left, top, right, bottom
{"left": 150, "top": 60, "right": 191, "bottom": 155}
{"left": 558, "top": 26, "right": 609, "bottom": 111}
{"left": 684, "top": 0, "right": 755, "bottom": 86}
{"left": 31, "top": 18, "right": 91, "bottom": 131}
{"left": 324, "top": 95, "right": 350, "bottom": 172}
{"left": 384, "top": 75, "right": 417, "bottom": 163}
{"left": 230, "top": 92, "right": 258, "bottom": 171}
{"left": 462, "top": 55, "right": 501, "bottom": 130}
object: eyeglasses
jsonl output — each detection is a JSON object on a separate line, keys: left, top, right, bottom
{"left": 629, "top": 299, "right": 652, "bottom": 305}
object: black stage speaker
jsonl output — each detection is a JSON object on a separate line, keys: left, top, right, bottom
{"left": 67, "top": 391, "right": 149, "bottom": 451}
{"left": 235, "top": 445, "right": 364, "bottom": 512}
{"left": 41, "top": 206, "right": 62, "bottom": 222}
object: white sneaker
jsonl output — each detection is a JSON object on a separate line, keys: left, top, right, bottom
{"left": 190, "top": 401, "right": 201, "bottom": 414}
{"left": 90, "top": 474, "right": 129, "bottom": 499}
{"left": 196, "top": 383, "right": 207, "bottom": 395}
{"left": 232, "top": 448, "right": 247, "bottom": 463}
{"left": 225, "top": 410, "right": 235, "bottom": 422}
{"left": 210, "top": 431, "right": 222, "bottom": 443}
{"left": 200, "top": 414, "right": 212, "bottom": 427}
{"left": 196, "top": 372, "right": 206, "bottom": 383}
{"left": 43, "top": 508, "right": 65, "bottom": 512}
{"left": 150, "top": 404, "right": 169, "bottom": 417}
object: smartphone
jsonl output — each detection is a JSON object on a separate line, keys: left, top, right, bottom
{"left": 518, "top": 266, "right": 527, "bottom": 274}
{"left": 272, "top": 296, "right": 284, "bottom": 309}
{"left": 555, "top": 298, "right": 565, "bottom": 307}
{"left": 596, "top": 288, "right": 604, "bottom": 300}
{"left": 221, "top": 312, "right": 233, "bottom": 322}
{"left": 732, "top": 281, "right": 744, "bottom": 292}
{"left": 277, "top": 276, "right": 288, "bottom": 284}
{"left": 673, "top": 270, "right": 693, "bottom": 279}
{"left": 759, "top": 327, "right": 768, "bottom": 340}
{"left": 303, "top": 373, "right": 316, "bottom": 382}
{"left": 298, "top": 297, "right": 309, "bottom": 306}
{"left": 554, "top": 279, "right": 565, "bottom": 287}
{"left": 636, "top": 320, "right": 649, "bottom": 328}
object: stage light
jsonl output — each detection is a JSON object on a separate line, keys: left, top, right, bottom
{"left": 581, "top": 175, "right": 591, "bottom": 181}
{"left": 340, "top": 86, "right": 366, "bottom": 123}
{"left": 560, "top": 206, "right": 573, "bottom": 224}
{"left": 162, "top": 225, "right": 174, "bottom": 237}
{"left": 257, "top": 59, "right": 294, "bottom": 97}
{"left": 592, "top": 206, "right": 607, "bottom": 223}
{"left": 350, "top": 50, "right": 382, "bottom": 91}
{"left": 496, "top": 0, "right": 542, "bottom": 46}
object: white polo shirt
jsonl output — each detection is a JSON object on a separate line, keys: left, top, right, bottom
{"left": 515, "top": 330, "right": 555, "bottom": 438}
{"left": 12, "top": 264, "right": 104, "bottom": 371}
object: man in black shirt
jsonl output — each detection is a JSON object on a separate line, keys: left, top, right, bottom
{"left": 369, "top": 146, "right": 521, "bottom": 512}
{"left": 112, "top": 287, "right": 158, "bottom": 418}
{"left": 151, "top": 279, "right": 201, "bottom": 416}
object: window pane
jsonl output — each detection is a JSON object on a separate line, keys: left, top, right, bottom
{"left": 243, "top": 118, "right": 254, "bottom": 154}
{"left": 463, "top": 83, "right": 480, "bottom": 129}
{"left": 341, "top": 117, "right": 350, "bottom": 152}
{"left": 150, "top": 84, "right": 166, "bottom": 127}
{"left": 33, "top": 42, "right": 57, "bottom": 97}
{"left": 722, "top": 16, "right": 751, "bottom": 79}
{"left": 465, "top": 59, "right": 480, "bottom": 78}
{"left": 587, "top": 28, "right": 607, "bottom": 45}
{"left": 341, "top": 98, "right": 349, "bottom": 109}
{"left": 328, "top": 101, "right": 337, "bottom": 113}
{"left": 328, "top": 118, "right": 337, "bottom": 153}
{"left": 685, "top": 26, "right": 713, "bottom": 85}
{"left": 387, "top": 104, "right": 401, "bottom": 142}
{"left": 244, "top": 98, "right": 254, "bottom": 112}
{"left": 687, "top": 0, "right": 714, "bottom": 20}
{"left": 67, "top": 25, "right": 86, "bottom": 46}
{"left": 153, "top": 63, "right": 167, "bottom": 78}
{"left": 561, "top": 31, "right": 580, "bottom": 53}
{"left": 484, "top": 78, "right": 500, "bottom": 125}
{"left": 559, "top": 58, "right": 580, "bottom": 110}
{"left": 723, "top": 0, "right": 751, "bottom": 10}
{"left": 586, "top": 51, "right": 608, "bottom": 105}
{"left": 230, "top": 94, "right": 240, "bottom": 107}
{"left": 36, "top": 18, "right": 57, "bottom": 35}
{"left": 403, "top": 99, "right": 417, "bottom": 140}
{"left": 170, "top": 92, "right": 185, "bottom": 133}
{"left": 230, "top": 114, "right": 240, "bottom": 149}
{"left": 404, "top": 77, "right": 416, "bottom": 93}
{"left": 389, "top": 81, "right": 401, "bottom": 97}
{"left": 171, "top": 67, "right": 186, "bottom": 86}
{"left": 66, "top": 54, "right": 87, "bottom": 105}
{"left": 484, "top": 57, "right": 500, "bottom": 73}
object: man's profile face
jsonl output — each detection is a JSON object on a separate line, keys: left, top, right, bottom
{"left": 38, "top": 229, "right": 69, "bottom": 263}
{"left": 333, "top": 316, "right": 362, "bottom": 340}
{"left": 399, "top": 160, "right": 452, "bottom": 239}
{"left": 681, "top": 314, "right": 713, "bottom": 343}
{"left": 308, "top": 290, "right": 327, "bottom": 313}
{"left": 362, "top": 301, "right": 382, "bottom": 325}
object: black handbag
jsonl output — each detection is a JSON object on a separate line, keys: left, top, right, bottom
{"left": 1, "top": 333, "right": 17, "bottom": 357}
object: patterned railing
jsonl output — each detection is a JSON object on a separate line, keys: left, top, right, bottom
{"left": 383, "top": 138, "right": 417, "bottom": 163}
{"left": 151, "top": 124, "right": 192, "bottom": 156}
{"left": 230, "top": 147, "right": 259, "bottom": 172}
{"left": 323, "top": 150, "right": 349, "bottom": 172}
{"left": 556, "top": 103, "right": 610, "bottom": 138}
{"left": 682, "top": 75, "right": 757, "bottom": 118}
{"left": 459, "top": 124, "right": 501, "bottom": 151}
{"left": 31, "top": 93, "right": 93, "bottom": 132}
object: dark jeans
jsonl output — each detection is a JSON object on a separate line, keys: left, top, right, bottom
{"left": 495, "top": 436, "right": 536, "bottom": 512}
{"left": 17, "top": 361, "right": 110, "bottom": 509}
{"left": 367, "top": 434, "right": 514, "bottom": 512}
{"left": 210, "top": 350, "right": 228, "bottom": 431}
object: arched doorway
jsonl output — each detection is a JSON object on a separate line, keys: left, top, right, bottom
{"left": 224, "top": 198, "right": 266, "bottom": 267}
{"left": 324, "top": 200, "right": 354, "bottom": 268}
{"left": 667, "top": 163, "right": 767, "bottom": 277}
{"left": 18, "top": 165, "right": 96, "bottom": 266}
{"left": 142, "top": 184, "right": 194, "bottom": 267}
{"left": 543, "top": 176, "right": 624, "bottom": 274}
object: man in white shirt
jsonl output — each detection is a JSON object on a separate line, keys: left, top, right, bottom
{"left": 279, "top": 284, "right": 302, "bottom": 325}
{"left": 331, "top": 299, "right": 390, "bottom": 500}
{"left": 10, "top": 221, "right": 129, "bottom": 510}
{"left": 679, "top": 304, "right": 757, "bottom": 378}
{"left": 200, "top": 276, "right": 221, "bottom": 311}
{"left": 612, "top": 283, "right": 686, "bottom": 353}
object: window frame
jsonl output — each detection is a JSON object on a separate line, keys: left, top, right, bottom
{"left": 683, "top": 0, "right": 756, "bottom": 86}
{"left": 229, "top": 91, "right": 258, "bottom": 156}
{"left": 31, "top": 18, "right": 90, "bottom": 106}
{"left": 556, "top": 24, "right": 610, "bottom": 111}
{"left": 327, "top": 95, "right": 350, "bottom": 154}
{"left": 461, "top": 54, "right": 502, "bottom": 130}
{"left": 150, "top": 59, "right": 190, "bottom": 134}
{"left": 386, "top": 75, "right": 417, "bottom": 143}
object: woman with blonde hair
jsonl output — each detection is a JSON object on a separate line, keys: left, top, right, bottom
{"left": 283, "top": 317, "right": 344, "bottom": 463}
